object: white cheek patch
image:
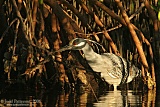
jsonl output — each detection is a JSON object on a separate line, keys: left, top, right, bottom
{"left": 76, "top": 42, "right": 85, "bottom": 47}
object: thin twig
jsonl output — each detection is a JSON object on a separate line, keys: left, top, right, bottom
{"left": 11, "top": 0, "right": 31, "bottom": 44}
{"left": 88, "top": 83, "right": 99, "bottom": 102}
{"left": 0, "top": 18, "right": 18, "bottom": 44}
{"left": 74, "top": 2, "right": 145, "bottom": 36}
{"left": 21, "top": 58, "right": 50, "bottom": 76}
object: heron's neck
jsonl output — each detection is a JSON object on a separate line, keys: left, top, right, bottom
{"left": 81, "top": 43, "right": 98, "bottom": 60}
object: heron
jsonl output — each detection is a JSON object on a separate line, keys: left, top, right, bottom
{"left": 58, "top": 38, "right": 141, "bottom": 91}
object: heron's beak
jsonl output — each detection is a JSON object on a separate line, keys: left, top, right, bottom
{"left": 55, "top": 45, "right": 73, "bottom": 53}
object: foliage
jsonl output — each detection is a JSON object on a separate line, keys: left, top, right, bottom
{"left": 151, "top": 0, "right": 160, "bottom": 20}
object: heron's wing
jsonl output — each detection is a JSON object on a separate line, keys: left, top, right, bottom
{"left": 101, "top": 53, "right": 123, "bottom": 79}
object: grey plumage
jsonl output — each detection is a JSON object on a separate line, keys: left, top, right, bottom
{"left": 58, "top": 38, "right": 141, "bottom": 90}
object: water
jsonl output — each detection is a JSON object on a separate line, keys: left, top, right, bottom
{"left": 94, "top": 90, "right": 153, "bottom": 107}
{"left": 0, "top": 87, "right": 160, "bottom": 107}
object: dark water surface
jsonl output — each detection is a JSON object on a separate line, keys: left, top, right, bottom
{"left": 0, "top": 87, "right": 160, "bottom": 107}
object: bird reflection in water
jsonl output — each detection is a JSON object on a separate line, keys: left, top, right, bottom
{"left": 39, "top": 88, "right": 157, "bottom": 107}
{"left": 0, "top": 88, "right": 157, "bottom": 107}
{"left": 93, "top": 89, "right": 157, "bottom": 107}
{"left": 94, "top": 90, "right": 141, "bottom": 107}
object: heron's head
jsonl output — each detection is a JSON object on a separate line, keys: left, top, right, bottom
{"left": 57, "top": 38, "right": 87, "bottom": 52}
{"left": 57, "top": 38, "right": 102, "bottom": 53}
{"left": 68, "top": 38, "right": 87, "bottom": 50}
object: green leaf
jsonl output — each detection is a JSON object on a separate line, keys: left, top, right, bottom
{"left": 158, "top": 0, "right": 160, "bottom": 7}
{"left": 151, "top": 5, "right": 159, "bottom": 12}
{"left": 158, "top": 11, "right": 160, "bottom": 21}
{"left": 130, "top": 0, "right": 134, "bottom": 14}
{"left": 39, "top": 0, "right": 43, "bottom": 4}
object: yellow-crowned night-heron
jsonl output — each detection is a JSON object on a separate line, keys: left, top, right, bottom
{"left": 58, "top": 38, "right": 141, "bottom": 91}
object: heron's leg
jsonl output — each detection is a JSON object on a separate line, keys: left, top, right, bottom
{"left": 113, "top": 85, "right": 117, "bottom": 91}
